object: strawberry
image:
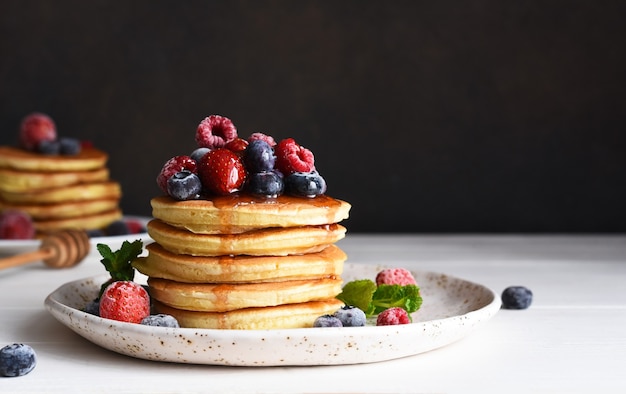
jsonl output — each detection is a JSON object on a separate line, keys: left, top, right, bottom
{"left": 157, "top": 155, "right": 198, "bottom": 194}
{"left": 275, "top": 138, "right": 315, "bottom": 175}
{"left": 198, "top": 148, "right": 246, "bottom": 195}
{"left": 99, "top": 281, "right": 150, "bottom": 323}
{"left": 19, "top": 112, "right": 57, "bottom": 151}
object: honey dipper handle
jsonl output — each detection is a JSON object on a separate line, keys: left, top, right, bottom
{"left": 0, "top": 249, "right": 54, "bottom": 271}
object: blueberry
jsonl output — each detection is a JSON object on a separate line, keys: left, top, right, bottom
{"left": 59, "top": 137, "right": 81, "bottom": 155}
{"left": 83, "top": 298, "right": 100, "bottom": 316}
{"left": 0, "top": 343, "right": 37, "bottom": 377}
{"left": 333, "top": 305, "right": 366, "bottom": 327}
{"left": 244, "top": 139, "right": 275, "bottom": 172}
{"left": 37, "top": 139, "right": 60, "bottom": 155}
{"left": 167, "top": 170, "right": 202, "bottom": 200}
{"left": 501, "top": 286, "right": 533, "bottom": 309}
{"left": 141, "top": 314, "right": 180, "bottom": 328}
{"left": 190, "top": 147, "right": 211, "bottom": 163}
{"left": 313, "top": 315, "right": 343, "bottom": 327}
{"left": 86, "top": 229, "right": 106, "bottom": 238}
{"left": 105, "top": 220, "right": 130, "bottom": 236}
{"left": 284, "top": 171, "right": 327, "bottom": 197}
{"left": 246, "top": 171, "right": 284, "bottom": 197}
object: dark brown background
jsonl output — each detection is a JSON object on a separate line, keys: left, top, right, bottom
{"left": 1, "top": 1, "right": 625, "bottom": 233}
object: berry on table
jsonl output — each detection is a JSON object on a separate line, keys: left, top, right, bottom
{"left": 197, "top": 148, "right": 246, "bottom": 195}
{"left": 376, "top": 268, "right": 417, "bottom": 286}
{"left": 195, "top": 115, "right": 238, "bottom": 149}
{"left": 244, "top": 139, "right": 276, "bottom": 173}
{"left": 275, "top": 138, "right": 315, "bottom": 175}
{"left": 333, "top": 305, "right": 366, "bottom": 327}
{"left": 157, "top": 155, "right": 198, "bottom": 194}
{"left": 167, "top": 170, "right": 202, "bottom": 200}
{"left": 0, "top": 210, "right": 35, "bottom": 240}
{"left": 284, "top": 171, "right": 327, "bottom": 197}
{"left": 246, "top": 171, "right": 284, "bottom": 198}
{"left": 19, "top": 112, "right": 57, "bottom": 151}
{"left": 501, "top": 286, "right": 533, "bottom": 309}
{"left": 0, "top": 343, "right": 37, "bottom": 377}
{"left": 376, "top": 307, "right": 411, "bottom": 326}
{"left": 99, "top": 281, "right": 150, "bottom": 323}
{"left": 141, "top": 314, "right": 180, "bottom": 328}
{"left": 313, "top": 315, "right": 343, "bottom": 327}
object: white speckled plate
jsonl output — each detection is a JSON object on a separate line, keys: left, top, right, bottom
{"left": 0, "top": 216, "right": 152, "bottom": 256}
{"left": 44, "top": 263, "right": 500, "bottom": 366}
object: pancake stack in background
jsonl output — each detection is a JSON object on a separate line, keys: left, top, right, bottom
{"left": 132, "top": 114, "right": 351, "bottom": 330}
{"left": 0, "top": 113, "right": 122, "bottom": 234}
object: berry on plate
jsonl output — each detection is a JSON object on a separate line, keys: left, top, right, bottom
{"left": 275, "top": 138, "right": 315, "bottom": 175}
{"left": 99, "top": 281, "right": 150, "bottom": 323}
{"left": 0, "top": 210, "right": 35, "bottom": 240}
{"left": 141, "top": 314, "right": 180, "bottom": 328}
{"left": 333, "top": 305, "right": 366, "bottom": 327}
{"left": 313, "top": 315, "right": 343, "bottom": 327}
{"left": 19, "top": 112, "right": 56, "bottom": 151}
{"left": 198, "top": 148, "right": 246, "bottom": 195}
{"left": 376, "top": 268, "right": 417, "bottom": 286}
{"left": 376, "top": 307, "right": 411, "bottom": 326}
{"left": 157, "top": 155, "right": 198, "bottom": 194}
{"left": 0, "top": 343, "right": 37, "bottom": 377}
{"left": 501, "top": 286, "right": 533, "bottom": 309}
{"left": 196, "top": 115, "right": 238, "bottom": 149}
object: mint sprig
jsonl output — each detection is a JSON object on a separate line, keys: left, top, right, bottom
{"left": 96, "top": 240, "right": 143, "bottom": 295}
{"left": 336, "top": 279, "right": 423, "bottom": 318}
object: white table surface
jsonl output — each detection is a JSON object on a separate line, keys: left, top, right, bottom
{"left": 1, "top": 234, "right": 625, "bottom": 393}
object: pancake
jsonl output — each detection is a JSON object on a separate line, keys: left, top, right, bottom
{"left": 0, "top": 167, "right": 109, "bottom": 193}
{"left": 0, "top": 198, "right": 119, "bottom": 220}
{"left": 151, "top": 194, "right": 351, "bottom": 234}
{"left": 133, "top": 243, "right": 346, "bottom": 283}
{"left": 147, "top": 219, "right": 347, "bottom": 257}
{"left": 33, "top": 208, "right": 123, "bottom": 232}
{"left": 0, "top": 146, "right": 108, "bottom": 172}
{"left": 148, "top": 276, "right": 342, "bottom": 312}
{"left": 153, "top": 298, "right": 345, "bottom": 329}
{"left": 0, "top": 181, "right": 121, "bottom": 204}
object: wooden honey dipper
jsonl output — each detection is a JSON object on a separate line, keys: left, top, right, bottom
{"left": 0, "top": 230, "right": 91, "bottom": 271}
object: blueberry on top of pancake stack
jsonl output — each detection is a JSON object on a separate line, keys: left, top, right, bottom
{"left": 0, "top": 113, "right": 123, "bottom": 235}
{"left": 134, "top": 115, "right": 351, "bottom": 329}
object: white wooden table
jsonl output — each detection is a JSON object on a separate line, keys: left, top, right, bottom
{"left": 1, "top": 234, "right": 625, "bottom": 393}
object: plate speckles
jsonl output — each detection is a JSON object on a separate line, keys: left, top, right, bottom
{"left": 44, "top": 263, "right": 500, "bottom": 366}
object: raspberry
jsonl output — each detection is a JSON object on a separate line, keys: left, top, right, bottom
{"left": 375, "top": 268, "right": 417, "bottom": 286}
{"left": 195, "top": 115, "right": 238, "bottom": 149}
{"left": 99, "top": 281, "right": 151, "bottom": 324}
{"left": 376, "top": 307, "right": 410, "bottom": 326}
{"left": 157, "top": 155, "right": 198, "bottom": 194}
{"left": 125, "top": 219, "right": 146, "bottom": 234}
{"left": 501, "top": 286, "right": 533, "bottom": 309}
{"left": 0, "top": 210, "right": 35, "bottom": 240}
{"left": 0, "top": 343, "right": 37, "bottom": 377}
{"left": 275, "top": 138, "right": 315, "bottom": 175}
{"left": 197, "top": 148, "right": 246, "bottom": 195}
{"left": 248, "top": 132, "right": 276, "bottom": 147}
{"left": 19, "top": 112, "right": 57, "bottom": 151}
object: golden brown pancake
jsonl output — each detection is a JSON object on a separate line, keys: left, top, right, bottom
{"left": 0, "top": 181, "right": 121, "bottom": 204}
{"left": 151, "top": 194, "right": 351, "bottom": 234}
{"left": 148, "top": 276, "right": 342, "bottom": 312}
{"left": 147, "top": 219, "right": 346, "bottom": 257}
{"left": 0, "top": 167, "right": 109, "bottom": 192}
{"left": 33, "top": 208, "right": 123, "bottom": 232}
{"left": 0, "top": 198, "right": 120, "bottom": 220}
{"left": 0, "top": 146, "right": 108, "bottom": 172}
{"left": 153, "top": 298, "right": 345, "bottom": 329}
{"left": 133, "top": 243, "right": 346, "bottom": 283}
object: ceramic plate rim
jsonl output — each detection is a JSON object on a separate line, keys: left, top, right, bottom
{"left": 44, "top": 263, "right": 501, "bottom": 366}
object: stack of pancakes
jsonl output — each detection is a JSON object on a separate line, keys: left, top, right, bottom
{"left": 133, "top": 194, "right": 351, "bottom": 330}
{"left": 0, "top": 146, "right": 122, "bottom": 233}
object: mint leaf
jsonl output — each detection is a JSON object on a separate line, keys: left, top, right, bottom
{"left": 336, "top": 279, "right": 377, "bottom": 314}
{"left": 97, "top": 239, "right": 143, "bottom": 285}
{"left": 371, "top": 284, "right": 422, "bottom": 315}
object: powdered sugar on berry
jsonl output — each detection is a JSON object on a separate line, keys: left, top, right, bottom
{"left": 376, "top": 268, "right": 417, "bottom": 286}
{"left": 196, "top": 115, "right": 238, "bottom": 149}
